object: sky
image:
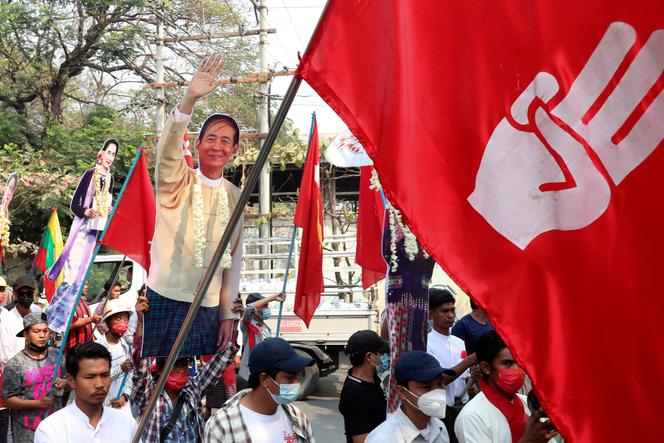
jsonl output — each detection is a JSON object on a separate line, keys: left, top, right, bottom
{"left": 256, "top": 0, "right": 347, "bottom": 136}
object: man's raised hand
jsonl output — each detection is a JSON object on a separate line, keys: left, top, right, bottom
{"left": 180, "top": 54, "right": 225, "bottom": 114}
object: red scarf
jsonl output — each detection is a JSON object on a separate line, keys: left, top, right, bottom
{"left": 481, "top": 380, "right": 527, "bottom": 442}
{"left": 241, "top": 320, "right": 261, "bottom": 349}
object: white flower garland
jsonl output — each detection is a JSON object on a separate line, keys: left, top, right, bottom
{"left": 0, "top": 214, "right": 9, "bottom": 248}
{"left": 192, "top": 175, "right": 233, "bottom": 269}
{"left": 370, "top": 169, "right": 429, "bottom": 271}
{"left": 94, "top": 165, "right": 109, "bottom": 218}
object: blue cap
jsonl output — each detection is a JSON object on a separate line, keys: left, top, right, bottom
{"left": 395, "top": 351, "right": 446, "bottom": 385}
{"left": 249, "top": 337, "right": 314, "bottom": 375}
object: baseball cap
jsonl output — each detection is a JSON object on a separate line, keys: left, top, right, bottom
{"left": 346, "top": 330, "right": 389, "bottom": 357}
{"left": 198, "top": 113, "right": 240, "bottom": 145}
{"left": 16, "top": 312, "right": 48, "bottom": 337}
{"left": 249, "top": 337, "right": 314, "bottom": 375}
{"left": 13, "top": 276, "right": 36, "bottom": 292}
{"left": 395, "top": 351, "right": 446, "bottom": 385}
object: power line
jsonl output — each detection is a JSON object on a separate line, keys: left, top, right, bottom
{"left": 279, "top": 0, "right": 305, "bottom": 48}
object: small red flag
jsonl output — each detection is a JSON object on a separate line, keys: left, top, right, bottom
{"left": 356, "top": 167, "right": 386, "bottom": 289}
{"left": 101, "top": 151, "right": 155, "bottom": 271}
{"left": 182, "top": 132, "right": 194, "bottom": 169}
{"left": 293, "top": 116, "right": 324, "bottom": 327}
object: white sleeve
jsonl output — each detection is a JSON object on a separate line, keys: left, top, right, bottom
{"left": 455, "top": 411, "right": 494, "bottom": 443}
{"left": 173, "top": 106, "right": 192, "bottom": 123}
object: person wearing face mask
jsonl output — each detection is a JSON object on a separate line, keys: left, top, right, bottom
{"left": 131, "top": 295, "right": 237, "bottom": 443}
{"left": 204, "top": 337, "right": 316, "bottom": 442}
{"left": 366, "top": 351, "right": 450, "bottom": 442}
{"left": 0, "top": 276, "right": 42, "bottom": 443}
{"left": 339, "top": 330, "right": 390, "bottom": 443}
{"left": 238, "top": 292, "right": 285, "bottom": 382}
{"left": 454, "top": 331, "right": 558, "bottom": 443}
{"left": 1, "top": 312, "right": 66, "bottom": 443}
{"left": 95, "top": 299, "right": 133, "bottom": 415}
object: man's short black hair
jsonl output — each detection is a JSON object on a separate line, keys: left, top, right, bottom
{"left": 349, "top": 351, "right": 367, "bottom": 367}
{"left": 199, "top": 114, "right": 240, "bottom": 145}
{"left": 429, "top": 286, "right": 455, "bottom": 310}
{"left": 476, "top": 330, "right": 506, "bottom": 368}
{"left": 470, "top": 299, "right": 478, "bottom": 310}
{"left": 248, "top": 367, "right": 280, "bottom": 389}
{"left": 66, "top": 342, "right": 111, "bottom": 378}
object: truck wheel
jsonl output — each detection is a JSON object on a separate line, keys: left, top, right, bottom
{"left": 296, "top": 349, "right": 319, "bottom": 400}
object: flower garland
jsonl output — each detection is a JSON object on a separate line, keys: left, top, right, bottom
{"left": 94, "top": 165, "right": 109, "bottom": 218}
{"left": 0, "top": 214, "right": 9, "bottom": 249}
{"left": 370, "top": 169, "right": 428, "bottom": 271}
{"left": 192, "top": 175, "right": 233, "bottom": 269}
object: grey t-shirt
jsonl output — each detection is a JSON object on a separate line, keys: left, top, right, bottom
{"left": 1, "top": 349, "right": 63, "bottom": 443}
{"left": 238, "top": 303, "right": 271, "bottom": 380}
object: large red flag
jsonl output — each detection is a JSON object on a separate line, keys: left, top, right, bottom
{"left": 297, "top": 1, "right": 663, "bottom": 442}
{"left": 293, "top": 115, "right": 324, "bottom": 327}
{"left": 101, "top": 150, "right": 155, "bottom": 271}
{"left": 356, "top": 166, "right": 386, "bottom": 289}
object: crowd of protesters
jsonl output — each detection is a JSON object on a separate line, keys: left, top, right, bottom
{"left": 0, "top": 273, "right": 560, "bottom": 443}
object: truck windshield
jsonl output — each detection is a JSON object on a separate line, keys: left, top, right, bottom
{"left": 86, "top": 260, "right": 133, "bottom": 305}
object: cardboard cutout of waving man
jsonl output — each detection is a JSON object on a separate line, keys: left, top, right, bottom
{"left": 142, "top": 55, "right": 243, "bottom": 357}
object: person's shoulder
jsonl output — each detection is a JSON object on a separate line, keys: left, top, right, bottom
{"left": 449, "top": 333, "right": 465, "bottom": 347}
{"left": 365, "top": 416, "right": 396, "bottom": 442}
{"left": 458, "top": 391, "right": 493, "bottom": 418}
{"left": 103, "top": 406, "right": 137, "bottom": 426}
{"left": 222, "top": 178, "right": 241, "bottom": 196}
{"left": 37, "top": 404, "right": 69, "bottom": 432}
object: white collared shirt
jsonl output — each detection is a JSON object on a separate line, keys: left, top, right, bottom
{"left": 365, "top": 405, "right": 450, "bottom": 443}
{"left": 34, "top": 400, "right": 138, "bottom": 443}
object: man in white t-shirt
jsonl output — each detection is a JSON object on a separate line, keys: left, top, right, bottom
{"left": 426, "top": 286, "right": 477, "bottom": 443}
{"left": 204, "top": 337, "right": 316, "bottom": 442}
{"left": 454, "top": 331, "right": 558, "bottom": 443}
{"left": 34, "top": 342, "right": 136, "bottom": 443}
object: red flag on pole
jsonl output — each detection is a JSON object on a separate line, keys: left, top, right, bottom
{"left": 297, "top": 1, "right": 663, "bottom": 442}
{"left": 101, "top": 150, "right": 155, "bottom": 271}
{"left": 293, "top": 114, "right": 324, "bottom": 327}
{"left": 356, "top": 166, "right": 386, "bottom": 289}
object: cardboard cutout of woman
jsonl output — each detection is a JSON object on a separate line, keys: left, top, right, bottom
{"left": 47, "top": 139, "right": 118, "bottom": 333}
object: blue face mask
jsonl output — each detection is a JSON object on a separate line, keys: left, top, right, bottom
{"left": 371, "top": 353, "right": 390, "bottom": 374}
{"left": 268, "top": 377, "right": 300, "bottom": 404}
{"left": 261, "top": 308, "right": 272, "bottom": 320}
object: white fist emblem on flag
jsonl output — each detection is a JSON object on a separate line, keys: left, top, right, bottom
{"left": 469, "top": 22, "right": 664, "bottom": 249}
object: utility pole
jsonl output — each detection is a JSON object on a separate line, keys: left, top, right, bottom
{"left": 155, "top": 2, "right": 166, "bottom": 133}
{"left": 258, "top": 0, "right": 271, "bottom": 275}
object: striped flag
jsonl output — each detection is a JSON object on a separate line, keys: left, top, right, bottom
{"left": 34, "top": 208, "right": 64, "bottom": 301}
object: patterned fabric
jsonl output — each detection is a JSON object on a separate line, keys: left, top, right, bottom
{"left": 141, "top": 287, "right": 219, "bottom": 358}
{"left": 131, "top": 335, "right": 235, "bottom": 443}
{"left": 382, "top": 212, "right": 435, "bottom": 413}
{"left": 67, "top": 298, "right": 92, "bottom": 352}
{"left": 203, "top": 389, "right": 316, "bottom": 443}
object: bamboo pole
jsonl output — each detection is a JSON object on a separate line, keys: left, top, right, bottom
{"left": 148, "top": 69, "right": 295, "bottom": 88}
{"left": 160, "top": 28, "right": 276, "bottom": 43}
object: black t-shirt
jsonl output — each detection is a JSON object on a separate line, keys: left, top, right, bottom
{"left": 338, "top": 368, "right": 387, "bottom": 442}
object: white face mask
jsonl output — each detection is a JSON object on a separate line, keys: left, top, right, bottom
{"left": 405, "top": 388, "right": 447, "bottom": 419}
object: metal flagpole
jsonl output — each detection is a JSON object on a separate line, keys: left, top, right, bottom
{"left": 275, "top": 226, "right": 297, "bottom": 337}
{"left": 275, "top": 112, "right": 317, "bottom": 337}
{"left": 132, "top": 76, "right": 303, "bottom": 443}
{"left": 49, "top": 150, "right": 144, "bottom": 394}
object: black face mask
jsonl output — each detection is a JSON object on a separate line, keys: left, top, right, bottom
{"left": 17, "top": 292, "right": 34, "bottom": 308}
{"left": 28, "top": 342, "right": 49, "bottom": 353}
